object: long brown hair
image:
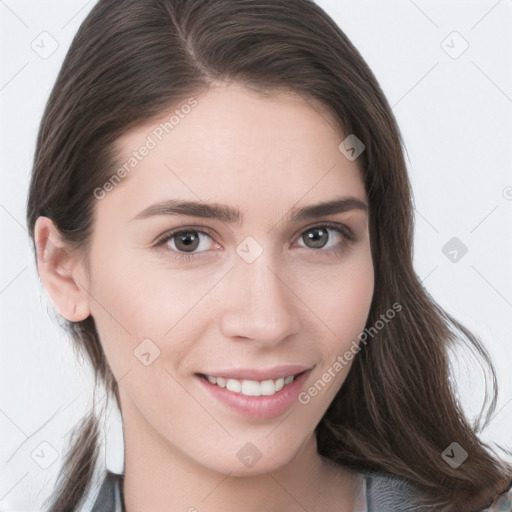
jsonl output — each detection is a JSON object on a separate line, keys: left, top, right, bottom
{"left": 26, "top": 0, "right": 512, "bottom": 510}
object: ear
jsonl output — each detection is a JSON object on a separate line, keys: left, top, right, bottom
{"left": 34, "top": 216, "right": 91, "bottom": 322}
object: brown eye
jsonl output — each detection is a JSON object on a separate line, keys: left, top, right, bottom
{"left": 173, "top": 231, "right": 201, "bottom": 252}
{"left": 154, "top": 222, "right": 354, "bottom": 262}
{"left": 156, "top": 228, "right": 216, "bottom": 258}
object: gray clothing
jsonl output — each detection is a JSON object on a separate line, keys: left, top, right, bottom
{"left": 90, "top": 469, "right": 421, "bottom": 511}
{"left": 90, "top": 469, "right": 512, "bottom": 511}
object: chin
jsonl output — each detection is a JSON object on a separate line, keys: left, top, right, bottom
{"left": 195, "top": 437, "right": 304, "bottom": 477}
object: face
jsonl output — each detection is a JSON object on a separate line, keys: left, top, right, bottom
{"left": 75, "top": 83, "right": 374, "bottom": 475}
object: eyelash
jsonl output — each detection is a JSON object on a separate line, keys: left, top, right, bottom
{"left": 154, "top": 222, "right": 355, "bottom": 262}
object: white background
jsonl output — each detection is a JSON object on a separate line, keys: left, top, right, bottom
{"left": 1, "top": 0, "right": 511, "bottom": 510}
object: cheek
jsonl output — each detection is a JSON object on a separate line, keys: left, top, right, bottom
{"left": 85, "top": 249, "right": 219, "bottom": 376}
{"left": 309, "top": 248, "right": 374, "bottom": 363}
{"left": 295, "top": 254, "right": 373, "bottom": 412}
{"left": 310, "top": 248, "right": 374, "bottom": 330}
{"left": 83, "top": 250, "right": 166, "bottom": 375}
{"left": 88, "top": 234, "right": 373, "bottom": 377}
{"left": 337, "top": 264, "right": 374, "bottom": 333}
{"left": 87, "top": 247, "right": 176, "bottom": 332}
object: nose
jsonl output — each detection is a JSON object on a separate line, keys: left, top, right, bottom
{"left": 219, "top": 255, "right": 302, "bottom": 347}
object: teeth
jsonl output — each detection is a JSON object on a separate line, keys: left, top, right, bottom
{"left": 241, "top": 380, "right": 261, "bottom": 396}
{"left": 260, "top": 379, "right": 275, "bottom": 396}
{"left": 226, "top": 379, "right": 241, "bottom": 393}
{"left": 204, "top": 374, "right": 296, "bottom": 397}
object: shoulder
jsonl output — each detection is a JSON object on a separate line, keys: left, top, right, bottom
{"left": 362, "top": 471, "right": 512, "bottom": 512}
{"left": 91, "top": 470, "right": 124, "bottom": 512}
{"left": 362, "top": 471, "right": 421, "bottom": 512}
{"left": 91, "top": 469, "right": 422, "bottom": 512}
{"left": 482, "top": 485, "right": 512, "bottom": 511}
{"left": 90, "top": 469, "right": 512, "bottom": 512}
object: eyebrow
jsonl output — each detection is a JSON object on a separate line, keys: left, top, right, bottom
{"left": 131, "top": 197, "right": 367, "bottom": 224}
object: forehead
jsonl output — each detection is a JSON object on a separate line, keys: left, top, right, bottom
{"left": 99, "top": 83, "right": 366, "bottom": 222}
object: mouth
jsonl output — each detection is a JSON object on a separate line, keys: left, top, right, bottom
{"left": 195, "top": 367, "right": 312, "bottom": 419}
{"left": 198, "top": 373, "right": 300, "bottom": 397}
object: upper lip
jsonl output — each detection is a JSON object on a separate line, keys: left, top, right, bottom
{"left": 198, "top": 364, "right": 312, "bottom": 381}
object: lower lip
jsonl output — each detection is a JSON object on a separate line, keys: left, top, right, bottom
{"left": 197, "top": 371, "right": 311, "bottom": 420}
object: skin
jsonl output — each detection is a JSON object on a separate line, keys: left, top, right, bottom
{"left": 35, "top": 82, "right": 374, "bottom": 511}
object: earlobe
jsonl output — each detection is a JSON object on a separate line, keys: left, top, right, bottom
{"left": 34, "top": 216, "right": 91, "bottom": 322}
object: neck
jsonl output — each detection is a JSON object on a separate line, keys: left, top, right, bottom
{"left": 120, "top": 395, "right": 362, "bottom": 512}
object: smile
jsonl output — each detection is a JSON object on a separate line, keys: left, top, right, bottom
{"left": 201, "top": 374, "right": 296, "bottom": 397}
{"left": 196, "top": 366, "right": 312, "bottom": 419}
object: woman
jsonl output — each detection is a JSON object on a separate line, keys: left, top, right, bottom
{"left": 26, "top": 0, "right": 512, "bottom": 510}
